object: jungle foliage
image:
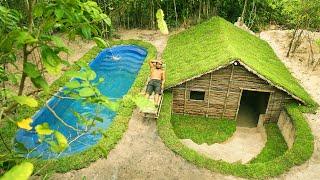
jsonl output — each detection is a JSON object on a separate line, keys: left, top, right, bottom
{"left": 93, "top": 0, "right": 320, "bottom": 31}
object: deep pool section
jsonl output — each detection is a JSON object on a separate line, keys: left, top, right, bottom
{"left": 15, "top": 45, "right": 147, "bottom": 159}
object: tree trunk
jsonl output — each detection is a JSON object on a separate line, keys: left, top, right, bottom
{"left": 173, "top": 0, "right": 178, "bottom": 27}
{"left": 2, "top": 64, "right": 7, "bottom": 105}
{"left": 198, "top": 0, "right": 202, "bottom": 22}
{"left": 18, "top": 45, "right": 28, "bottom": 95}
{"left": 291, "top": 30, "right": 304, "bottom": 54}
{"left": 240, "top": 0, "right": 248, "bottom": 25}
{"left": 18, "top": 0, "right": 35, "bottom": 95}
{"left": 286, "top": 28, "right": 299, "bottom": 57}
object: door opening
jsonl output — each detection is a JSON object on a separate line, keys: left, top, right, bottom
{"left": 237, "top": 90, "right": 270, "bottom": 127}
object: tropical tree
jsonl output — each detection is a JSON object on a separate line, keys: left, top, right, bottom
{"left": 0, "top": 0, "right": 112, "bottom": 174}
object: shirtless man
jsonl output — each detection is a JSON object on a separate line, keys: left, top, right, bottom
{"left": 145, "top": 59, "right": 165, "bottom": 107}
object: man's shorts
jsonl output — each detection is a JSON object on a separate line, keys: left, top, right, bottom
{"left": 146, "top": 79, "right": 162, "bottom": 95}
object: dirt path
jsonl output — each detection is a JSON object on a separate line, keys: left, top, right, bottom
{"left": 181, "top": 127, "right": 266, "bottom": 164}
{"left": 116, "top": 29, "right": 169, "bottom": 58}
{"left": 53, "top": 110, "right": 240, "bottom": 180}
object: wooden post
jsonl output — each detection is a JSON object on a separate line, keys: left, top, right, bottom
{"left": 206, "top": 72, "right": 213, "bottom": 117}
{"left": 222, "top": 65, "right": 235, "bottom": 117}
{"left": 265, "top": 92, "right": 273, "bottom": 122}
{"left": 183, "top": 82, "right": 188, "bottom": 115}
{"left": 235, "top": 89, "right": 243, "bottom": 120}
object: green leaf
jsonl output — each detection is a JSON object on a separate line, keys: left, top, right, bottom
{"left": 31, "top": 76, "right": 49, "bottom": 92}
{"left": 103, "top": 16, "right": 112, "bottom": 26}
{"left": 100, "top": 96, "right": 119, "bottom": 111}
{"left": 7, "top": 73, "right": 19, "bottom": 85}
{"left": 78, "top": 87, "right": 95, "bottom": 97}
{"left": 15, "top": 142, "right": 28, "bottom": 153}
{"left": 0, "top": 162, "right": 33, "bottom": 180}
{"left": 86, "top": 69, "right": 96, "bottom": 80}
{"left": 51, "top": 36, "right": 66, "bottom": 48}
{"left": 16, "top": 31, "right": 38, "bottom": 45}
{"left": 93, "top": 37, "right": 107, "bottom": 48}
{"left": 54, "top": 8, "right": 64, "bottom": 20}
{"left": 93, "top": 116, "right": 104, "bottom": 122}
{"left": 48, "top": 131, "right": 69, "bottom": 153}
{"left": 81, "top": 24, "right": 92, "bottom": 39}
{"left": 41, "top": 45, "right": 63, "bottom": 75}
{"left": 13, "top": 96, "right": 38, "bottom": 107}
{"left": 23, "top": 62, "right": 41, "bottom": 78}
{"left": 65, "top": 81, "right": 81, "bottom": 89}
{"left": 35, "top": 123, "right": 53, "bottom": 135}
{"left": 33, "top": 4, "right": 43, "bottom": 18}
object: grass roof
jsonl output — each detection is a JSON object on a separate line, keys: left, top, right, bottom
{"left": 163, "top": 16, "right": 317, "bottom": 107}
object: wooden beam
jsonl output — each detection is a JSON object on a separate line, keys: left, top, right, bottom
{"left": 265, "top": 92, "right": 273, "bottom": 122}
{"left": 222, "top": 64, "right": 235, "bottom": 117}
{"left": 239, "top": 87, "right": 275, "bottom": 93}
{"left": 183, "top": 82, "right": 188, "bottom": 115}
{"left": 206, "top": 72, "right": 213, "bottom": 117}
{"left": 235, "top": 89, "right": 243, "bottom": 120}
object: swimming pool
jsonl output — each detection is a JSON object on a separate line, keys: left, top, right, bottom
{"left": 15, "top": 45, "right": 147, "bottom": 159}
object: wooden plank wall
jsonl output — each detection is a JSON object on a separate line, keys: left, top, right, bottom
{"left": 171, "top": 64, "right": 294, "bottom": 122}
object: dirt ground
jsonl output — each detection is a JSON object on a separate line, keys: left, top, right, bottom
{"left": 53, "top": 110, "right": 239, "bottom": 180}
{"left": 260, "top": 30, "right": 320, "bottom": 179}
{"left": 52, "top": 29, "right": 320, "bottom": 179}
{"left": 181, "top": 127, "right": 266, "bottom": 164}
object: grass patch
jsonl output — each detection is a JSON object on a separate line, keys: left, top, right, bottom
{"left": 171, "top": 114, "right": 236, "bottom": 145}
{"left": 250, "top": 123, "right": 288, "bottom": 163}
{"left": 163, "top": 16, "right": 318, "bottom": 109}
{"left": 0, "top": 40, "right": 157, "bottom": 176}
{"left": 157, "top": 91, "right": 314, "bottom": 178}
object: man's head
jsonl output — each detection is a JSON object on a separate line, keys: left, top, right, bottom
{"left": 155, "top": 61, "right": 162, "bottom": 69}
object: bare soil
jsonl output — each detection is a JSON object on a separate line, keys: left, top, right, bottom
{"left": 52, "top": 29, "right": 320, "bottom": 179}
{"left": 53, "top": 110, "right": 239, "bottom": 180}
{"left": 181, "top": 127, "right": 266, "bottom": 164}
{"left": 261, "top": 30, "right": 320, "bottom": 179}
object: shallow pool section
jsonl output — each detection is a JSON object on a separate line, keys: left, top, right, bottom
{"left": 15, "top": 45, "right": 147, "bottom": 159}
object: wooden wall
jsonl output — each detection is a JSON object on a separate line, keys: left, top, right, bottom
{"left": 171, "top": 64, "right": 295, "bottom": 122}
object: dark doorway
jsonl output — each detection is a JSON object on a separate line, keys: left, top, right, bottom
{"left": 237, "top": 90, "right": 270, "bottom": 127}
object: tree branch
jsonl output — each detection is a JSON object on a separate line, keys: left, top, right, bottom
{"left": 45, "top": 103, "right": 81, "bottom": 132}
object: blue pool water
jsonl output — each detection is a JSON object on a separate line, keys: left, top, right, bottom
{"left": 15, "top": 45, "right": 147, "bottom": 159}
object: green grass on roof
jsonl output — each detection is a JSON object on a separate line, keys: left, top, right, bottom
{"left": 163, "top": 16, "right": 317, "bottom": 107}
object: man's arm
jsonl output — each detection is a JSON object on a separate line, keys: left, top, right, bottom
{"left": 149, "top": 59, "right": 156, "bottom": 68}
{"left": 161, "top": 70, "right": 165, "bottom": 90}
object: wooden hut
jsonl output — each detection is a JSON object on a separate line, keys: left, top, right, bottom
{"left": 162, "top": 17, "right": 316, "bottom": 125}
